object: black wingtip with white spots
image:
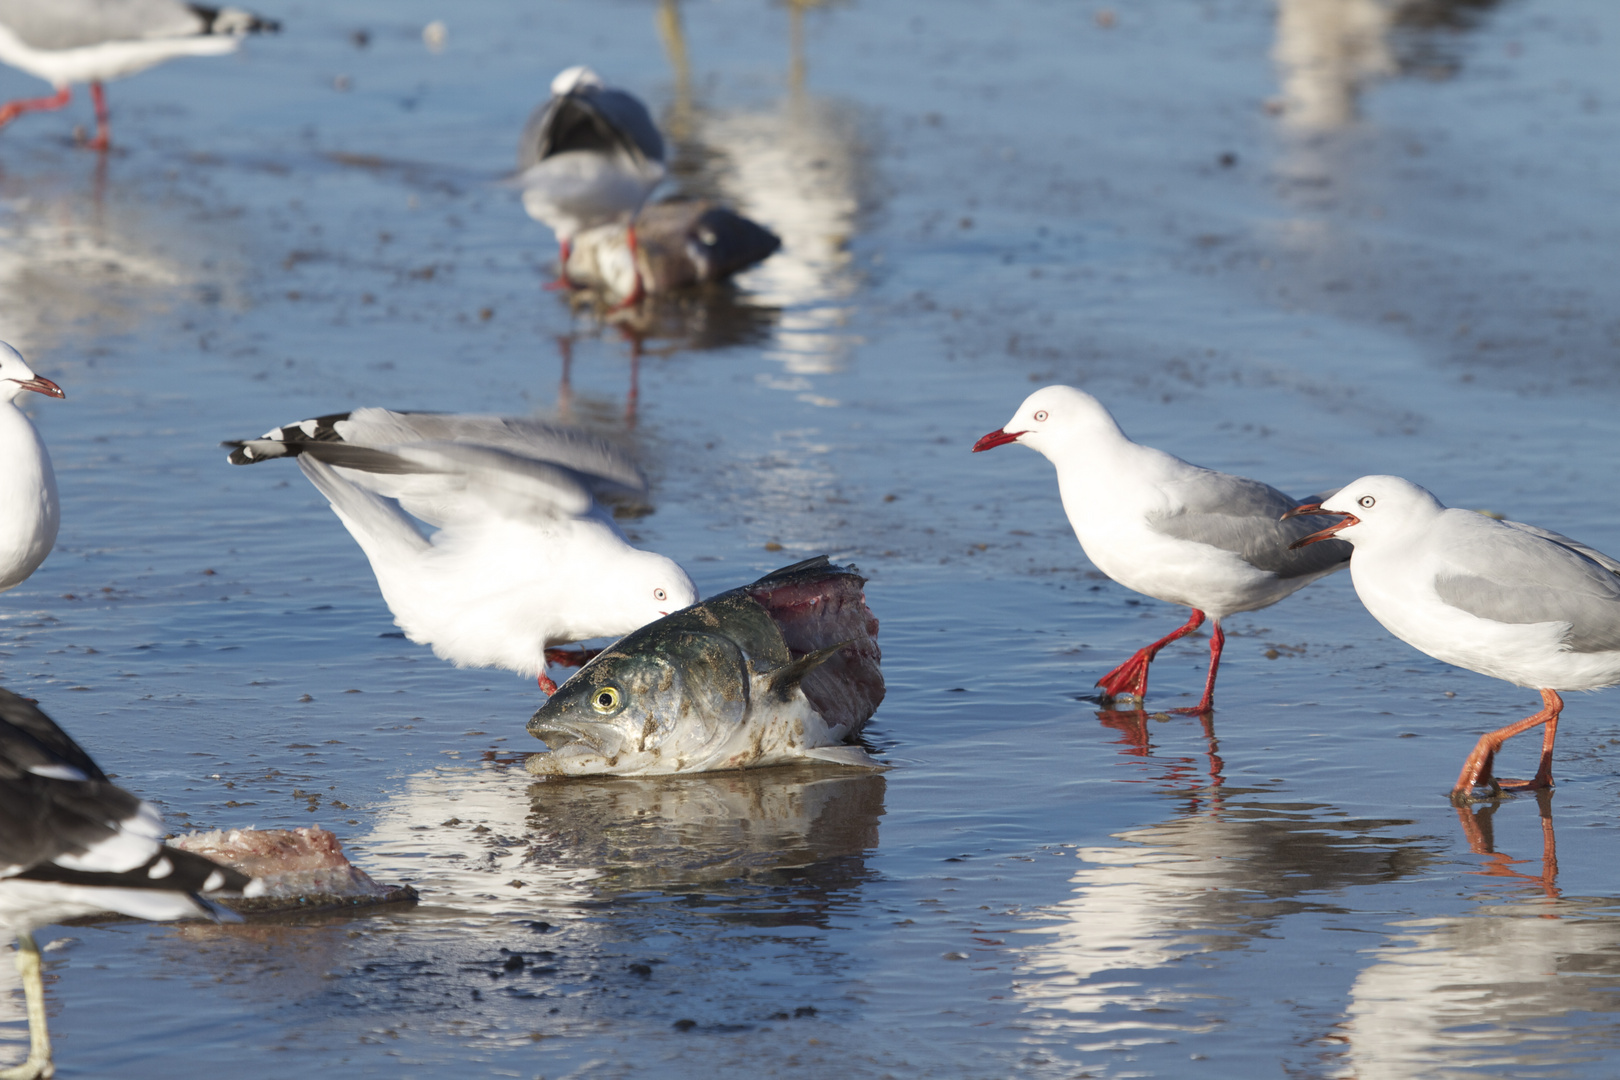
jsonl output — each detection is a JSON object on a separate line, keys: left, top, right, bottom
{"left": 224, "top": 412, "right": 352, "bottom": 465}
{"left": 189, "top": 4, "right": 282, "bottom": 36}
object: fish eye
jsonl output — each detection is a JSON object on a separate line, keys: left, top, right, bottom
{"left": 1033, "top": 409, "right": 1049, "bottom": 422}
{"left": 653, "top": 588, "right": 667, "bottom": 602}
{"left": 591, "top": 686, "right": 622, "bottom": 714}
{"left": 1358, "top": 496, "right": 1375, "bottom": 508}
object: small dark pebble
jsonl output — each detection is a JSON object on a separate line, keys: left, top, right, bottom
{"left": 628, "top": 963, "right": 652, "bottom": 978}
{"left": 503, "top": 955, "right": 525, "bottom": 972}
{"left": 794, "top": 1006, "right": 817, "bottom": 1017}
{"left": 1218, "top": 151, "right": 1238, "bottom": 167}
{"left": 673, "top": 1019, "right": 697, "bottom": 1031}
{"left": 520, "top": 920, "right": 552, "bottom": 933}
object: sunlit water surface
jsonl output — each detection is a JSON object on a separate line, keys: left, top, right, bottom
{"left": 0, "top": 0, "right": 1618, "bottom": 1076}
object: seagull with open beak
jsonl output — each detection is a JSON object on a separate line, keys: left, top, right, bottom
{"left": 1284, "top": 475, "right": 1620, "bottom": 800}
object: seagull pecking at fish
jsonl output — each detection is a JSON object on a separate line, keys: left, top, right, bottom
{"left": 224, "top": 407, "right": 697, "bottom": 695}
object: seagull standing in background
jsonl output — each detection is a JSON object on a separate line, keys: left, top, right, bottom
{"left": 517, "top": 65, "right": 667, "bottom": 303}
{"left": 0, "top": 342, "right": 63, "bottom": 596}
{"left": 0, "top": 0, "right": 279, "bottom": 151}
{"left": 974, "top": 385, "right": 1349, "bottom": 712}
{"left": 1285, "top": 475, "right": 1620, "bottom": 800}
{"left": 225, "top": 408, "right": 697, "bottom": 694}
{"left": 0, "top": 688, "right": 257, "bottom": 1079}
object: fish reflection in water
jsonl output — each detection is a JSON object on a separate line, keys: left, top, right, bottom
{"left": 358, "top": 760, "right": 884, "bottom": 918}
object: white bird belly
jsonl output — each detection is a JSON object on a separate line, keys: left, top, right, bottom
{"left": 0, "top": 412, "right": 57, "bottom": 592}
{"left": 1352, "top": 563, "right": 1620, "bottom": 691}
{"left": 519, "top": 152, "right": 663, "bottom": 238}
{"left": 1077, "top": 520, "right": 1305, "bottom": 618}
{"left": 0, "top": 29, "right": 238, "bottom": 86}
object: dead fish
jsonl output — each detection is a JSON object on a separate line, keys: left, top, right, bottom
{"left": 526, "top": 556, "right": 884, "bottom": 775}
{"left": 564, "top": 198, "right": 781, "bottom": 301}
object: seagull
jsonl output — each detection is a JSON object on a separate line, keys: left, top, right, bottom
{"left": 0, "top": 0, "right": 279, "bottom": 151}
{"left": 1284, "top": 474, "right": 1620, "bottom": 800}
{"left": 0, "top": 687, "right": 258, "bottom": 1079}
{"left": 224, "top": 408, "right": 698, "bottom": 694}
{"left": 0, "top": 342, "right": 63, "bottom": 596}
{"left": 517, "top": 65, "right": 666, "bottom": 303}
{"left": 973, "top": 385, "right": 1350, "bottom": 712}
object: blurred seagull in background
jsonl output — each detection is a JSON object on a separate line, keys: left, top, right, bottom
{"left": 225, "top": 408, "right": 698, "bottom": 694}
{"left": 974, "top": 385, "right": 1350, "bottom": 712}
{"left": 1285, "top": 475, "right": 1620, "bottom": 800}
{"left": 0, "top": 342, "right": 62, "bottom": 597}
{"left": 0, "top": 687, "right": 258, "bottom": 1079}
{"left": 517, "top": 65, "right": 667, "bottom": 303}
{"left": 0, "top": 0, "right": 279, "bottom": 151}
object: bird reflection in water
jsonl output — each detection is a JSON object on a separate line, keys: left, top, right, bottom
{"left": 1454, "top": 791, "right": 1560, "bottom": 900}
{"left": 656, "top": 0, "right": 868, "bottom": 383}
{"left": 1093, "top": 706, "right": 1227, "bottom": 799}
{"left": 1272, "top": 0, "right": 1505, "bottom": 130}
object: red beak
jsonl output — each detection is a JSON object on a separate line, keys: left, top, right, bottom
{"left": 1281, "top": 503, "right": 1358, "bottom": 548}
{"left": 972, "top": 428, "right": 1025, "bottom": 452}
{"left": 13, "top": 376, "right": 64, "bottom": 399}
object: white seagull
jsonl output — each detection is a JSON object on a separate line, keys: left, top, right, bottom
{"left": 225, "top": 408, "right": 698, "bottom": 694}
{"left": 0, "top": 342, "right": 63, "bottom": 596}
{"left": 1285, "top": 474, "right": 1620, "bottom": 800}
{"left": 0, "top": 0, "right": 278, "bottom": 151}
{"left": 517, "top": 65, "right": 667, "bottom": 303}
{"left": 0, "top": 687, "right": 258, "bottom": 1080}
{"left": 973, "top": 385, "right": 1350, "bottom": 712}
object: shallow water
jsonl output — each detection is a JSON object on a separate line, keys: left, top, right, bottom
{"left": 0, "top": 0, "right": 1618, "bottom": 1076}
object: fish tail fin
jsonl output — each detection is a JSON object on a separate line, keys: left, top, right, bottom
{"left": 767, "top": 640, "right": 851, "bottom": 701}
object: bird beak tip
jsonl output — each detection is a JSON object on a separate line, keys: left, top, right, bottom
{"left": 972, "top": 428, "right": 1023, "bottom": 453}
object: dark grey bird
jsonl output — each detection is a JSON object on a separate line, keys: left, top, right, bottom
{"left": 517, "top": 65, "right": 667, "bottom": 301}
{"left": 561, "top": 198, "right": 781, "bottom": 302}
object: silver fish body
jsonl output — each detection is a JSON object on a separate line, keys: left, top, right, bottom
{"left": 527, "top": 557, "right": 884, "bottom": 776}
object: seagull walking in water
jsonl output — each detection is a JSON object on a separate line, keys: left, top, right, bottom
{"left": 973, "top": 385, "right": 1350, "bottom": 712}
{"left": 1285, "top": 475, "right": 1620, "bottom": 800}
{"left": 225, "top": 408, "right": 697, "bottom": 694}
{"left": 0, "top": 0, "right": 278, "bottom": 151}
{"left": 517, "top": 65, "right": 666, "bottom": 303}
{"left": 0, "top": 688, "right": 257, "bottom": 1079}
{"left": 0, "top": 342, "right": 63, "bottom": 596}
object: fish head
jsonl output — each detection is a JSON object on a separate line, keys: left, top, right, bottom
{"left": 527, "top": 628, "right": 751, "bottom": 775}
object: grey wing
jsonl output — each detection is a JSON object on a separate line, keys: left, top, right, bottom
{"left": 340, "top": 408, "right": 647, "bottom": 499}
{"left": 516, "top": 96, "right": 563, "bottom": 170}
{"left": 1147, "top": 470, "right": 1351, "bottom": 578}
{"left": 586, "top": 88, "right": 664, "bottom": 163}
{"left": 1434, "top": 517, "right": 1620, "bottom": 652}
{"left": 1502, "top": 519, "right": 1620, "bottom": 575}
{"left": 0, "top": 0, "right": 203, "bottom": 50}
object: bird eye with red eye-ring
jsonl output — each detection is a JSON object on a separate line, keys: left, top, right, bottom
{"left": 654, "top": 588, "right": 667, "bottom": 601}
{"left": 1033, "top": 410, "right": 1048, "bottom": 422}
{"left": 1358, "top": 496, "right": 1375, "bottom": 508}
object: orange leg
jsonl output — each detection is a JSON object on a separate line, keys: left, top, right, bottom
{"left": 83, "top": 81, "right": 110, "bottom": 151}
{"left": 1096, "top": 608, "right": 1206, "bottom": 704}
{"left": 545, "top": 238, "right": 574, "bottom": 290}
{"left": 543, "top": 647, "right": 599, "bottom": 669}
{"left": 1451, "top": 688, "right": 1562, "bottom": 800}
{"left": 1168, "top": 618, "right": 1224, "bottom": 715}
{"left": 0, "top": 85, "right": 72, "bottom": 131}
{"left": 610, "top": 221, "right": 646, "bottom": 309}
